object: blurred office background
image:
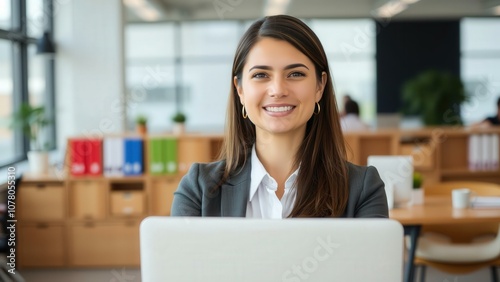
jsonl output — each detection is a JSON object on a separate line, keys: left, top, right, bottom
{"left": 0, "top": 0, "right": 499, "bottom": 171}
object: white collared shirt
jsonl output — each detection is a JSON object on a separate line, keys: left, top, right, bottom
{"left": 245, "top": 146, "right": 298, "bottom": 218}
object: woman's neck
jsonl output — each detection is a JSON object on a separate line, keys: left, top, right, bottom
{"left": 255, "top": 132, "right": 303, "bottom": 184}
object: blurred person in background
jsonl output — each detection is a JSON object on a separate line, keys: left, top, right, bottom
{"left": 471, "top": 96, "right": 500, "bottom": 128}
{"left": 341, "top": 99, "right": 369, "bottom": 132}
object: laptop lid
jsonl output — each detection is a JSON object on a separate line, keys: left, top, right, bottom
{"left": 367, "top": 155, "right": 413, "bottom": 209}
{"left": 140, "top": 217, "right": 403, "bottom": 282}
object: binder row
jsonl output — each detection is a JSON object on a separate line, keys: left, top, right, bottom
{"left": 103, "top": 137, "right": 144, "bottom": 177}
{"left": 69, "top": 137, "right": 179, "bottom": 177}
{"left": 148, "top": 138, "right": 178, "bottom": 175}
{"left": 468, "top": 134, "right": 500, "bottom": 171}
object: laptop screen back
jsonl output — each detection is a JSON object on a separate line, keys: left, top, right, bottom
{"left": 140, "top": 217, "right": 403, "bottom": 282}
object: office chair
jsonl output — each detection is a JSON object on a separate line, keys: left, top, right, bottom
{"left": 409, "top": 181, "right": 500, "bottom": 282}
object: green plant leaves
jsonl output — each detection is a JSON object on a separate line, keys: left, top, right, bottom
{"left": 402, "top": 70, "right": 469, "bottom": 126}
{"left": 10, "top": 103, "right": 50, "bottom": 151}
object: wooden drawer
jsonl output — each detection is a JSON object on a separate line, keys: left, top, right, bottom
{"left": 110, "top": 190, "right": 145, "bottom": 216}
{"left": 18, "top": 224, "right": 65, "bottom": 267}
{"left": 18, "top": 182, "right": 65, "bottom": 221}
{"left": 70, "top": 180, "right": 107, "bottom": 220}
{"left": 399, "top": 143, "right": 435, "bottom": 170}
{"left": 151, "top": 177, "right": 178, "bottom": 215}
{"left": 68, "top": 221, "right": 140, "bottom": 266}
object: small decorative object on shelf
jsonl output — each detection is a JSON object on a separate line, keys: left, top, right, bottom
{"left": 10, "top": 103, "right": 50, "bottom": 174}
{"left": 172, "top": 112, "right": 186, "bottom": 135}
{"left": 135, "top": 115, "right": 148, "bottom": 135}
{"left": 412, "top": 171, "right": 424, "bottom": 205}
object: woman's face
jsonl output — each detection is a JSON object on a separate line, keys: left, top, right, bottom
{"left": 234, "top": 37, "right": 326, "bottom": 138}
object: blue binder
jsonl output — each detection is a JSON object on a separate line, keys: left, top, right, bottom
{"left": 124, "top": 138, "right": 143, "bottom": 176}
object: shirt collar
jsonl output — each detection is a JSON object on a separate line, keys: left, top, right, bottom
{"left": 249, "top": 145, "right": 268, "bottom": 202}
{"left": 249, "top": 145, "right": 300, "bottom": 202}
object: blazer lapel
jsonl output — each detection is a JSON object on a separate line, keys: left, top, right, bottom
{"left": 221, "top": 160, "right": 251, "bottom": 217}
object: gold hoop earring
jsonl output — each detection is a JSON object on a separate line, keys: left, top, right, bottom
{"left": 314, "top": 102, "right": 321, "bottom": 115}
{"left": 242, "top": 105, "right": 248, "bottom": 119}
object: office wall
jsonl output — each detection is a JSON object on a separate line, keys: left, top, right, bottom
{"left": 376, "top": 20, "right": 460, "bottom": 113}
{"left": 55, "top": 0, "right": 125, "bottom": 148}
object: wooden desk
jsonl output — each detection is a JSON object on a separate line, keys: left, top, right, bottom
{"left": 390, "top": 196, "right": 500, "bottom": 282}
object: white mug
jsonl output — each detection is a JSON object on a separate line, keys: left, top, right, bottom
{"left": 452, "top": 188, "right": 471, "bottom": 209}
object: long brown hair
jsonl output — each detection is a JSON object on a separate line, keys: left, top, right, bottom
{"left": 219, "top": 15, "right": 348, "bottom": 217}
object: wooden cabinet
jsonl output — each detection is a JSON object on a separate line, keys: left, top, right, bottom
{"left": 17, "top": 174, "right": 67, "bottom": 268}
{"left": 69, "top": 180, "right": 107, "bottom": 220}
{"left": 344, "top": 131, "right": 399, "bottom": 165}
{"left": 18, "top": 182, "right": 65, "bottom": 221}
{"left": 110, "top": 190, "right": 145, "bottom": 216}
{"left": 18, "top": 224, "right": 65, "bottom": 267}
{"left": 440, "top": 135, "right": 468, "bottom": 171}
{"left": 150, "top": 176, "right": 179, "bottom": 215}
{"left": 399, "top": 143, "right": 435, "bottom": 170}
{"left": 177, "top": 137, "right": 213, "bottom": 173}
{"left": 68, "top": 221, "right": 140, "bottom": 266}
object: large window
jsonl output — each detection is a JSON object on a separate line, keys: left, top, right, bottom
{"left": 125, "top": 21, "right": 239, "bottom": 133}
{"left": 0, "top": 0, "right": 11, "bottom": 30}
{"left": 0, "top": 0, "right": 53, "bottom": 168}
{"left": 310, "top": 19, "right": 376, "bottom": 124}
{"left": 125, "top": 19, "right": 377, "bottom": 132}
{"left": 0, "top": 40, "right": 14, "bottom": 164}
{"left": 461, "top": 18, "right": 500, "bottom": 125}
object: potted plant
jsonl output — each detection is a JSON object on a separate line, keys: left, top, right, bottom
{"left": 172, "top": 112, "right": 186, "bottom": 135}
{"left": 402, "top": 70, "right": 469, "bottom": 126}
{"left": 11, "top": 103, "right": 50, "bottom": 174}
{"left": 135, "top": 114, "right": 148, "bottom": 135}
{"left": 412, "top": 171, "right": 424, "bottom": 205}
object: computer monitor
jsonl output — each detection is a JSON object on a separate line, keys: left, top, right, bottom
{"left": 367, "top": 155, "right": 414, "bottom": 209}
{"left": 140, "top": 217, "right": 403, "bottom": 282}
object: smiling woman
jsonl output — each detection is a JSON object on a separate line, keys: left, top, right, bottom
{"left": 235, "top": 37, "right": 325, "bottom": 138}
{"left": 171, "top": 15, "right": 388, "bottom": 219}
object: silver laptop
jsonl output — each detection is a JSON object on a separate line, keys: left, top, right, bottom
{"left": 140, "top": 217, "right": 403, "bottom": 282}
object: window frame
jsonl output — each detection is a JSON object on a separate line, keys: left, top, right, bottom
{"left": 0, "top": 0, "right": 55, "bottom": 168}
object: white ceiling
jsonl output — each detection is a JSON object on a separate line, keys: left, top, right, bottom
{"left": 124, "top": 0, "right": 500, "bottom": 23}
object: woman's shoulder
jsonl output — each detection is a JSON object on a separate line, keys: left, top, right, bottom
{"left": 346, "top": 162, "right": 376, "bottom": 177}
{"left": 345, "top": 162, "right": 383, "bottom": 190}
{"left": 188, "top": 159, "right": 226, "bottom": 179}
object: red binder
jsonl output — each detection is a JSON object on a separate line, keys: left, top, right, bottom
{"left": 86, "top": 139, "right": 102, "bottom": 176}
{"left": 70, "top": 139, "right": 87, "bottom": 176}
{"left": 70, "top": 138, "right": 103, "bottom": 176}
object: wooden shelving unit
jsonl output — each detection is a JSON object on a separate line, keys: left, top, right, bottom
{"left": 17, "top": 128, "right": 500, "bottom": 268}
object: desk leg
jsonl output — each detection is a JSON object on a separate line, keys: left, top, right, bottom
{"left": 404, "top": 225, "right": 421, "bottom": 282}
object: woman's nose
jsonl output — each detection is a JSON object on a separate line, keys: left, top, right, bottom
{"left": 268, "top": 77, "right": 288, "bottom": 98}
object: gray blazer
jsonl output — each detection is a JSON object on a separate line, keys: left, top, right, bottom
{"left": 171, "top": 160, "right": 388, "bottom": 218}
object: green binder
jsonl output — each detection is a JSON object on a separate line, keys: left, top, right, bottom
{"left": 163, "top": 138, "right": 178, "bottom": 174}
{"left": 149, "top": 138, "right": 165, "bottom": 174}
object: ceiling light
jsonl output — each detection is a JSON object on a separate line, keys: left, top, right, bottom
{"left": 493, "top": 5, "right": 500, "bottom": 15}
{"left": 400, "top": 0, "right": 420, "bottom": 4}
{"left": 123, "top": 0, "right": 143, "bottom": 8}
{"left": 376, "top": 0, "right": 408, "bottom": 18}
{"left": 36, "top": 31, "right": 56, "bottom": 55}
{"left": 123, "top": 0, "right": 161, "bottom": 21}
{"left": 138, "top": 8, "right": 161, "bottom": 21}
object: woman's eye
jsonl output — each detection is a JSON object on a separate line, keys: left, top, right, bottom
{"left": 289, "top": 72, "right": 305, "bottom": 78}
{"left": 252, "top": 73, "right": 268, "bottom": 79}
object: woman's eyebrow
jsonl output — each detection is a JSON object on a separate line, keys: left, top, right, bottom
{"left": 248, "top": 63, "right": 310, "bottom": 72}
